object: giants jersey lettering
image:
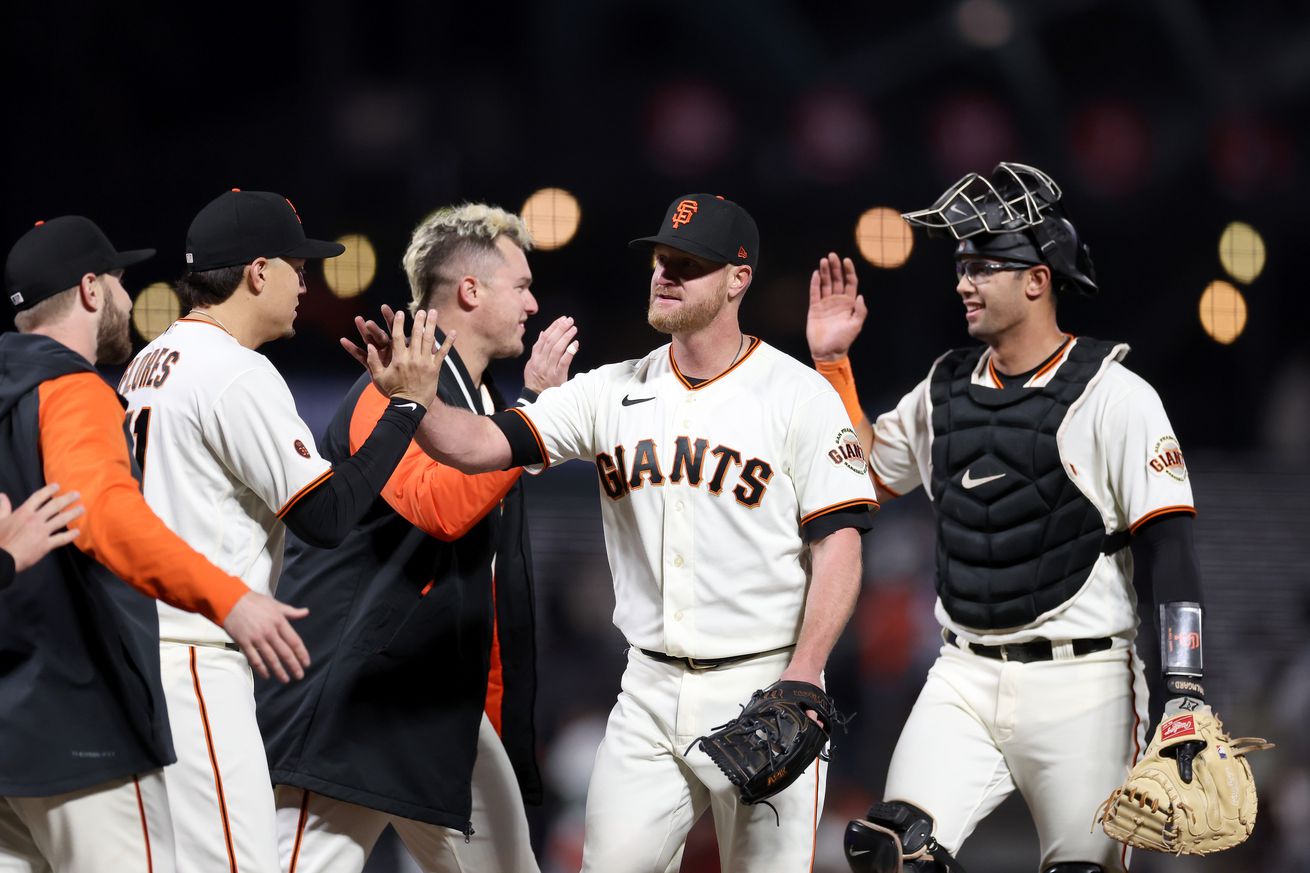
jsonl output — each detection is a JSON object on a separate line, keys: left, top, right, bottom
{"left": 119, "top": 319, "right": 332, "bottom": 644}
{"left": 511, "top": 338, "right": 877, "bottom": 659}
{"left": 871, "top": 338, "right": 1195, "bottom": 644}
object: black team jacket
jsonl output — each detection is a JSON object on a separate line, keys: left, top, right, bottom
{"left": 0, "top": 334, "right": 175, "bottom": 795}
{"left": 257, "top": 347, "right": 541, "bottom": 834}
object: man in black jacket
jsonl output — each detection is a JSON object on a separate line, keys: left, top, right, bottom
{"left": 258, "top": 203, "right": 577, "bottom": 873}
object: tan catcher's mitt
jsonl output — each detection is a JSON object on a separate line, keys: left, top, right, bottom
{"left": 1098, "top": 706, "right": 1273, "bottom": 855}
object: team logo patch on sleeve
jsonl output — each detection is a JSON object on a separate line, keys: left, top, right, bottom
{"left": 1148, "top": 436, "right": 1187, "bottom": 481}
{"left": 827, "top": 427, "right": 867, "bottom": 475}
{"left": 294, "top": 439, "right": 311, "bottom": 459}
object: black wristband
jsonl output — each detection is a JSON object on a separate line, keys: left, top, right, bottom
{"left": 517, "top": 388, "right": 539, "bottom": 406}
{"left": 1165, "top": 675, "right": 1206, "bottom": 700}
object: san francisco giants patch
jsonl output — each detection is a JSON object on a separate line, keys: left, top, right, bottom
{"left": 827, "top": 427, "right": 867, "bottom": 476}
{"left": 294, "top": 439, "right": 311, "bottom": 459}
{"left": 1148, "top": 436, "right": 1187, "bottom": 482}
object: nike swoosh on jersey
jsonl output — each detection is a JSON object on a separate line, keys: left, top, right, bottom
{"left": 395, "top": 402, "right": 419, "bottom": 411}
{"left": 961, "top": 469, "right": 1006, "bottom": 489}
{"left": 621, "top": 395, "right": 654, "bottom": 406}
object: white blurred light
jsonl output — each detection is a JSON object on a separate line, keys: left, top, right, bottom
{"left": 1198, "top": 280, "right": 1248, "bottom": 345}
{"left": 1218, "top": 221, "right": 1266, "bottom": 284}
{"left": 132, "top": 282, "right": 180, "bottom": 341}
{"left": 956, "top": 0, "right": 1014, "bottom": 49}
{"left": 522, "top": 188, "right": 581, "bottom": 251}
{"left": 855, "top": 208, "right": 914, "bottom": 269}
{"left": 322, "top": 234, "right": 377, "bottom": 298}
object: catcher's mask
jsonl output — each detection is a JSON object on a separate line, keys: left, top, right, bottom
{"left": 902, "top": 162, "right": 1099, "bottom": 297}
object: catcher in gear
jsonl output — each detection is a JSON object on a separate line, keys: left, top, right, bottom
{"left": 689, "top": 680, "right": 838, "bottom": 810}
{"left": 806, "top": 162, "right": 1261, "bottom": 872}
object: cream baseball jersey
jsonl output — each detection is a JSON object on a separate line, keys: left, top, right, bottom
{"left": 498, "top": 337, "right": 878, "bottom": 659}
{"left": 871, "top": 338, "right": 1195, "bottom": 644}
{"left": 118, "top": 318, "right": 332, "bottom": 644}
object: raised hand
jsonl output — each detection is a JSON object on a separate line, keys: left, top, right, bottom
{"left": 352, "top": 308, "right": 456, "bottom": 409}
{"left": 0, "top": 484, "right": 84, "bottom": 573}
{"left": 340, "top": 303, "right": 400, "bottom": 370}
{"left": 523, "top": 316, "right": 579, "bottom": 394}
{"left": 222, "top": 591, "right": 311, "bottom": 683}
{"left": 806, "top": 252, "right": 867, "bottom": 362}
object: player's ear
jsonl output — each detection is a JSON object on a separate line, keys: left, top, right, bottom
{"left": 1024, "top": 264, "right": 1052, "bottom": 302}
{"left": 247, "top": 258, "right": 270, "bottom": 294}
{"left": 727, "top": 265, "right": 752, "bottom": 300}
{"left": 76, "top": 273, "right": 100, "bottom": 311}
{"left": 456, "top": 276, "right": 479, "bottom": 311}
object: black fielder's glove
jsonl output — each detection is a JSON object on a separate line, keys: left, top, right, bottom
{"left": 688, "top": 680, "right": 838, "bottom": 806}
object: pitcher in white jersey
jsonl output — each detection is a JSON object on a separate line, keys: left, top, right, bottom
{"left": 347, "top": 193, "right": 879, "bottom": 872}
{"left": 120, "top": 189, "right": 450, "bottom": 873}
{"left": 808, "top": 164, "right": 1213, "bottom": 873}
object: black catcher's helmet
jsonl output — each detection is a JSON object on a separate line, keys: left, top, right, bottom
{"left": 901, "top": 162, "right": 1099, "bottom": 296}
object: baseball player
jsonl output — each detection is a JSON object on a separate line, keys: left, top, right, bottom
{"left": 807, "top": 164, "right": 1208, "bottom": 873}
{"left": 1, "top": 216, "right": 310, "bottom": 872}
{"left": 358, "top": 193, "right": 879, "bottom": 872}
{"left": 118, "top": 190, "right": 450, "bottom": 873}
{"left": 258, "top": 203, "right": 577, "bottom": 873}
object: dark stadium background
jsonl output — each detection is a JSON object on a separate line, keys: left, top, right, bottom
{"left": 4, "top": 2, "right": 1307, "bottom": 871}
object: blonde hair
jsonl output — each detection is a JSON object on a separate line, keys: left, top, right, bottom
{"left": 402, "top": 203, "right": 533, "bottom": 314}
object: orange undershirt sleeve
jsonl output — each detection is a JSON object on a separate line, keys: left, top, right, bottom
{"left": 348, "top": 383, "right": 521, "bottom": 540}
{"left": 38, "top": 373, "right": 249, "bottom": 624}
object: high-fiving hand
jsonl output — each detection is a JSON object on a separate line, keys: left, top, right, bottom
{"left": 341, "top": 307, "right": 455, "bottom": 409}
{"left": 806, "top": 252, "right": 867, "bottom": 362}
{"left": 523, "top": 316, "right": 579, "bottom": 394}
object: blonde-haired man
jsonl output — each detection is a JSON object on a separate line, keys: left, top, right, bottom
{"left": 259, "top": 202, "right": 577, "bottom": 873}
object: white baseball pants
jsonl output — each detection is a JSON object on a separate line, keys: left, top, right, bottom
{"left": 883, "top": 638, "right": 1148, "bottom": 872}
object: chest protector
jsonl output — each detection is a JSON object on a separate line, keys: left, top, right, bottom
{"left": 928, "top": 337, "right": 1127, "bottom": 631}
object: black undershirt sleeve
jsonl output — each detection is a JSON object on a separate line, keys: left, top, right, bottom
{"left": 490, "top": 409, "right": 545, "bottom": 470}
{"left": 282, "top": 399, "right": 426, "bottom": 548}
{"left": 0, "top": 549, "right": 14, "bottom": 591}
{"left": 802, "top": 506, "right": 877, "bottom": 543}
{"left": 1130, "top": 512, "right": 1204, "bottom": 609}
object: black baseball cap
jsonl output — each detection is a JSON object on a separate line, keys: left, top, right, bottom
{"left": 185, "top": 189, "right": 345, "bottom": 272}
{"left": 629, "top": 193, "right": 759, "bottom": 268}
{"left": 5, "top": 216, "right": 155, "bottom": 312}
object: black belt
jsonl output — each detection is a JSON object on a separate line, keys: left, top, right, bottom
{"left": 945, "top": 630, "right": 1112, "bottom": 663}
{"left": 637, "top": 644, "right": 794, "bottom": 671}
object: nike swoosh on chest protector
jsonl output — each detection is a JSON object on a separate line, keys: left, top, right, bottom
{"left": 961, "top": 469, "right": 1006, "bottom": 489}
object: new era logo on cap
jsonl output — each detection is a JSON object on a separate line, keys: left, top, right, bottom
{"left": 630, "top": 193, "right": 760, "bottom": 269}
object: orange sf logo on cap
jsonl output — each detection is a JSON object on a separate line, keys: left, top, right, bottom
{"left": 671, "top": 199, "right": 699, "bottom": 228}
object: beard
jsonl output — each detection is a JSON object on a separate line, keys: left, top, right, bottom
{"left": 647, "top": 282, "right": 728, "bottom": 335}
{"left": 95, "top": 293, "right": 133, "bottom": 364}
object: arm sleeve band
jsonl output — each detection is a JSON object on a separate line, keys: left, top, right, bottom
{"left": 489, "top": 408, "right": 545, "bottom": 469}
{"left": 1131, "top": 513, "right": 1206, "bottom": 694}
{"left": 1130, "top": 513, "right": 1204, "bottom": 608}
{"left": 814, "top": 357, "right": 865, "bottom": 428}
{"left": 282, "top": 399, "right": 425, "bottom": 548}
{"left": 801, "top": 505, "right": 876, "bottom": 543}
